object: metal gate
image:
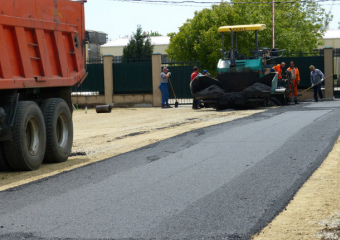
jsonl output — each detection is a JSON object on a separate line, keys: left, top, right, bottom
{"left": 72, "top": 63, "right": 105, "bottom": 95}
{"left": 334, "top": 49, "right": 340, "bottom": 98}
{"left": 113, "top": 60, "right": 153, "bottom": 94}
{"left": 162, "top": 62, "right": 200, "bottom": 105}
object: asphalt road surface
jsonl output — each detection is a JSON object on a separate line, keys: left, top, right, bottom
{"left": 1, "top": 101, "right": 340, "bottom": 240}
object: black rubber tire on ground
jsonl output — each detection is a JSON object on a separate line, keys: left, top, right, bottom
{"left": 4, "top": 101, "right": 46, "bottom": 171}
{"left": 269, "top": 97, "right": 282, "bottom": 106}
{"left": 0, "top": 142, "right": 12, "bottom": 171}
{"left": 41, "top": 98, "right": 73, "bottom": 163}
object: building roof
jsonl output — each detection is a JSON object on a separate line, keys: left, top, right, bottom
{"left": 101, "top": 36, "right": 170, "bottom": 47}
{"left": 323, "top": 30, "right": 340, "bottom": 39}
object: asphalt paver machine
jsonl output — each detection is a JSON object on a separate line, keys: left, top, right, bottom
{"left": 191, "top": 24, "right": 289, "bottom": 109}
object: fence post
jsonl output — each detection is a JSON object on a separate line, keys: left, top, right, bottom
{"left": 152, "top": 53, "right": 162, "bottom": 107}
{"left": 324, "top": 47, "right": 334, "bottom": 99}
{"left": 103, "top": 55, "right": 114, "bottom": 105}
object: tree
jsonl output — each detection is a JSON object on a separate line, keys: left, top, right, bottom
{"left": 123, "top": 26, "right": 154, "bottom": 60}
{"left": 148, "top": 31, "right": 162, "bottom": 36}
{"left": 166, "top": 1, "right": 330, "bottom": 73}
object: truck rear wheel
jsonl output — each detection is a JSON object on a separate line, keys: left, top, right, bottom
{"left": 0, "top": 142, "right": 11, "bottom": 171}
{"left": 4, "top": 101, "right": 46, "bottom": 171}
{"left": 41, "top": 98, "right": 73, "bottom": 163}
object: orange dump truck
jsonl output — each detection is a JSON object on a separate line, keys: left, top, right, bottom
{"left": 0, "top": 0, "right": 87, "bottom": 171}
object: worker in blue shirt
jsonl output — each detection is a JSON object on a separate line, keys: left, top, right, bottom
{"left": 309, "top": 65, "right": 324, "bottom": 102}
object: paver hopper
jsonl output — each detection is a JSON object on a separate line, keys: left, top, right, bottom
{"left": 191, "top": 24, "right": 287, "bottom": 109}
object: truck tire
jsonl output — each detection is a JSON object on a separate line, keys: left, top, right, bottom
{"left": 4, "top": 101, "right": 46, "bottom": 171}
{"left": 0, "top": 142, "right": 11, "bottom": 171}
{"left": 41, "top": 98, "right": 73, "bottom": 163}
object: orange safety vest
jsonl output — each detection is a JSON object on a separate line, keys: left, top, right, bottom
{"left": 286, "top": 67, "right": 300, "bottom": 83}
{"left": 272, "top": 64, "right": 283, "bottom": 79}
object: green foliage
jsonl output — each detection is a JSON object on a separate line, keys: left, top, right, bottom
{"left": 148, "top": 31, "right": 162, "bottom": 36}
{"left": 166, "top": 1, "right": 330, "bottom": 73}
{"left": 123, "top": 26, "right": 154, "bottom": 60}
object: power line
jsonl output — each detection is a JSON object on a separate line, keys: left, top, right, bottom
{"left": 110, "top": 0, "right": 213, "bottom": 7}
{"left": 110, "top": 0, "right": 340, "bottom": 5}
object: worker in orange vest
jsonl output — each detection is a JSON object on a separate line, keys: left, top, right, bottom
{"left": 271, "top": 62, "right": 286, "bottom": 80}
{"left": 286, "top": 61, "right": 300, "bottom": 104}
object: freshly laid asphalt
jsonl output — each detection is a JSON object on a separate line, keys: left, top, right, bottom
{"left": 1, "top": 102, "right": 340, "bottom": 240}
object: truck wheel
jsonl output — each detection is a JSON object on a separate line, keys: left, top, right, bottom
{"left": 4, "top": 101, "right": 46, "bottom": 171}
{"left": 0, "top": 142, "right": 11, "bottom": 171}
{"left": 41, "top": 98, "right": 73, "bottom": 163}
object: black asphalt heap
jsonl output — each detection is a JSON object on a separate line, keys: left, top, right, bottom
{"left": 1, "top": 102, "right": 340, "bottom": 240}
{"left": 243, "top": 83, "right": 271, "bottom": 93}
{"left": 220, "top": 92, "right": 244, "bottom": 101}
{"left": 195, "top": 85, "right": 225, "bottom": 95}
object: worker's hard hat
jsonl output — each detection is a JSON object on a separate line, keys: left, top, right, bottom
{"left": 309, "top": 65, "right": 315, "bottom": 70}
{"left": 203, "top": 70, "right": 208, "bottom": 74}
{"left": 163, "top": 67, "right": 169, "bottom": 71}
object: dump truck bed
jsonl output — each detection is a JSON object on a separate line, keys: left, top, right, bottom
{"left": 0, "top": 0, "right": 86, "bottom": 90}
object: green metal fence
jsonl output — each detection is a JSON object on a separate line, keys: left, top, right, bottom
{"left": 276, "top": 56, "right": 324, "bottom": 88}
{"left": 164, "top": 62, "right": 201, "bottom": 105}
{"left": 112, "top": 61, "right": 153, "bottom": 94}
{"left": 72, "top": 63, "right": 105, "bottom": 95}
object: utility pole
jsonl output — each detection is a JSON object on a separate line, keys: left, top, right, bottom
{"left": 272, "top": 0, "right": 275, "bottom": 49}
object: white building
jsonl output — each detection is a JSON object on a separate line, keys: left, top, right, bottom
{"left": 318, "top": 29, "right": 340, "bottom": 49}
{"left": 100, "top": 36, "right": 170, "bottom": 57}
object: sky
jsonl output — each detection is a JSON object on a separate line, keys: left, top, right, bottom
{"left": 84, "top": 0, "right": 340, "bottom": 42}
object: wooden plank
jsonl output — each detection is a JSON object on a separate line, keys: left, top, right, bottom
{"left": 35, "top": 29, "right": 52, "bottom": 78}
{"left": 54, "top": 31, "right": 69, "bottom": 78}
{"left": 0, "top": 25, "right": 13, "bottom": 79}
{"left": 15, "top": 27, "right": 34, "bottom": 78}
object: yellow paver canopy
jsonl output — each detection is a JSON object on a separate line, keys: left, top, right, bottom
{"left": 218, "top": 24, "right": 266, "bottom": 32}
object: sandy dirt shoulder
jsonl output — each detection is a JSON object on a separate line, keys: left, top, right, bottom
{"left": 252, "top": 136, "right": 340, "bottom": 240}
{"left": 0, "top": 106, "right": 264, "bottom": 191}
